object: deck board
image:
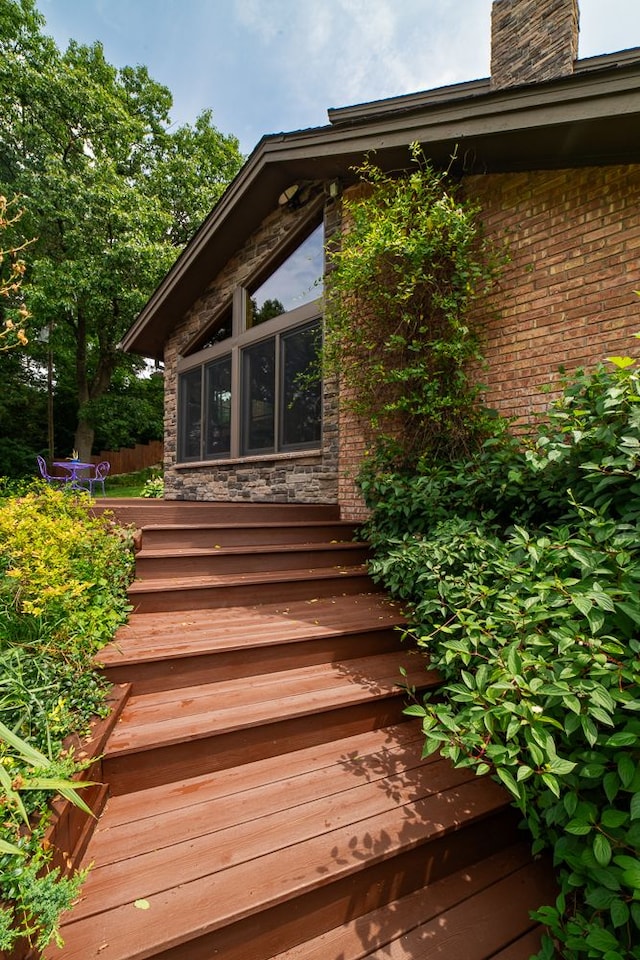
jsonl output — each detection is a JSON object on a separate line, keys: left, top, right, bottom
{"left": 100, "top": 722, "right": 425, "bottom": 827}
{"left": 74, "top": 755, "right": 483, "bottom": 920}
{"left": 90, "top": 736, "right": 435, "bottom": 866}
{"left": 58, "top": 776, "right": 511, "bottom": 960}
{"left": 268, "top": 844, "right": 540, "bottom": 960}
{"left": 106, "top": 653, "right": 436, "bottom": 757}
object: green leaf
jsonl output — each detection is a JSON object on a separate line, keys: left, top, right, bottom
{"left": 0, "top": 719, "right": 50, "bottom": 768}
{"left": 618, "top": 754, "right": 636, "bottom": 788}
{"left": 496, "top": 766, "right": 520, "bottom": 800}
{"left": 604, "top": 771, "right": 620, "bottom": 804}
{"left": 621, "top": 866, "right": 640, "bottom": 890}
{"left": 404, "top": 704, "right": 427, "bottom": 717}
{"left": 564, "top": 694, "right": 581, "bottom": 714}
{"left": 631, "top": 792, "right": 640, "bottom": 822}
{"left": 541, "top": 772, "right": 560, "bottom": 797}
{"left": 591, "top": 706, "right": 615, "bottom": 727}
{"left": 586, "top": 926, "right": 621, "bottom": 952}
{"left": 601, "top": 809, "right": 628, "bottom": 829}
{"left": 0, "top": 838, "right": 24, "bottom": 856}
{"left": 572, "top": 594, "right": 593, "bottom": 618}
{"left": 24, "top": 779, "right": 97, "bottom": 818}
{"left": 610, "top": 898, "right": 630, "bottom": 929}
{"left": 565, "top": 819, "right": 593, "bottom": 836}
{"left": 606, "top": 732, "right": 638, "bottom": 748}
{"left": 593, "top": 832, "right": 612, "bottom": 866}
{"left": 547, "top": 757, "right": 577, "bottom": 776}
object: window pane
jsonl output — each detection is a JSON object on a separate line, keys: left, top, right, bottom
{"left": 281, "top": 323, "right": 322, "bottom": 448}
{"left": 200, "top": 308, "right": 233, "bottom": 350}
{"left": 249, "top": 222, "right": 324, "bottom": 327}
{"left": 204, "top": 356, "right": 232, "bottom": 458}
{"left": 243, "top": 339, "right": 275, "bottom": 453}
{"left": 179, "top": 368, "right": 202, "bottom": 460}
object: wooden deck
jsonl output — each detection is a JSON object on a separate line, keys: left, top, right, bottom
{"left": 43, "top": 500, "right": 555, "bottom": 960}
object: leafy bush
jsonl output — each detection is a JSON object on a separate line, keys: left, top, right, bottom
{"left": 141, "top": 473, "right": 164, "bottom": 498}
{"left": 364, "top": 352, "right": 640, "bottom": 959}
{"left": 0, "top": 483, "right": 135, "bottom": 952}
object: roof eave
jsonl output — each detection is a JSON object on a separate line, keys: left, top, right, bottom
{"left": 122, "top": 56, "right": 640, "bottom": 359}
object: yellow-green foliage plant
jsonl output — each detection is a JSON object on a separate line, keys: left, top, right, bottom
{"left": 0, "top": 483, "right": 135, "bottom": 952}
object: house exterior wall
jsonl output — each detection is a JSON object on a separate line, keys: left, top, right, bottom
{"left": 162, "top": 163, "right": 640, "bottom": 516}
{"left": 467, "top": 164, "right": 640, "bottom": 423}
{"left": 338, "top": 164, "right": 640, "bottom": 520}
{"left": 162, "top": 196, "right": 340, "bottom": 504}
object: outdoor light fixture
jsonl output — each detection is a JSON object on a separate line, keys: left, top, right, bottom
{"left": 278, "top": 184, "right": 300, "bottom": 206}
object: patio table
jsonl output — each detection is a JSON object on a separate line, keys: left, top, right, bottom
{"left": 53, "top": 460, "right": 93, "bottom": 490}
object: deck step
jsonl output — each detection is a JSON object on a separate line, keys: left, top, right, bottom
{"left": 97, "top": 595, "right": 406, "bottom": 694}
{"left": 44, "top": 500, "right": 556, "bottom": 960}
{"left": 93, "top": 498, "right": 340, "bottom": 528}
{"left": 102, "top": 651, "right": 438, "bottom": 794}
{"left": 137, "top": 520, "right": 359, "bottom": 550}
{"left": 134, "top": 541, "right": 370, "bottom": 580}
{"left": 127, "top": 565, "right": 378, "bottom": 613}
{"left": 267, "top": 847, "right": 552, "bottom": 960}
{"left": 51, "top": 725, "right": 526, "bottom": 960}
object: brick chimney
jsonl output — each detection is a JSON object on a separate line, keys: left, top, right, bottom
{"left": 490, "top": 0, "right": 580, "bottom": 89}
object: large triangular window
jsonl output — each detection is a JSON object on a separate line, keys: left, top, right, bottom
{"left": 177, "top": 218, "right": 323, "bottom": 463}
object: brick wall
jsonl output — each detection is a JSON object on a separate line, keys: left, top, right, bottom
{"left": 337, "top": 164, "right": 640, "bottom": 520}
{"left": 466, "top": 164, "right": 640, "bottom": 423}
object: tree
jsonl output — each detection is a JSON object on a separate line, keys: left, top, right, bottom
{"left": 0, "top": 194, "right": 31, "bottom": 352}
{"left": 0, "top": 0, "right": 244, "bottom": 461}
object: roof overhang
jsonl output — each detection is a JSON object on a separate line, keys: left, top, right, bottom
{"left": 122, "top": 50, "right": 640, "bottom": 359}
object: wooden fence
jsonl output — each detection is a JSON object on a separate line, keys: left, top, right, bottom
{"left": 88, "top": 440, "right": 163, "bottom": 476}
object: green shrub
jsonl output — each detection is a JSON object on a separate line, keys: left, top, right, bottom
{"left": 141, "top": 473, "right": 164, "bottom": 498}
{"left": 0, "top": 483, "right": 135, "bottom": 951}
{"left": 364, "top": 351, "right": 640, "bottom": 959}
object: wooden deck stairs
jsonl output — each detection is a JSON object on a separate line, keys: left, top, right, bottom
{"left": 45, "top": 500, "right": 555, "bottom": 960}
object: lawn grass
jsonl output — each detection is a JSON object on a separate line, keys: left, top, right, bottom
{"left": 103, "top": 483, "right": 146, "bottom": 497}
{"left": 102, "top": 466, "right": 162, "bottom": 498}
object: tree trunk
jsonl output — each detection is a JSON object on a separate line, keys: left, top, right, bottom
{"left": 74, "top": 420, "right": 94, "bottom": 463}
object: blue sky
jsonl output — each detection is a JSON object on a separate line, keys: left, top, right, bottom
{"left": 38, "top": 0, "right": 640, "bottom": 156}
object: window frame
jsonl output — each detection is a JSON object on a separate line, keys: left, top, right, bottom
{"left": 177, "top": 299, "right": 323, "bottom": 464}
{"left": 177, "top": 212, "right": 325, "bottom": 465}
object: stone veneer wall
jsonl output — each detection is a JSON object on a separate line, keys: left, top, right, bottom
{"left": 337, "top": 164, "right": 640, "bottom": 521}
{"left": 162, "top": 194, "right": 340, "bottom": 504}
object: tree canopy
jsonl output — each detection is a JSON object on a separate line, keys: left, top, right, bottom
{"left": 0, "top": 0, "right": 244, "bottom": 467}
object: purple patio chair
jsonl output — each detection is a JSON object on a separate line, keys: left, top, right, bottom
{"left": 36, "top": 455, "right": 68, "bottom": 488}
{"left": 87, "top": 460, "right": 110, "bottom": 496}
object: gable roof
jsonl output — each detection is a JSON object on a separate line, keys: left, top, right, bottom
{"left": 121, "top": 48, "right": 640, "bottom": 359}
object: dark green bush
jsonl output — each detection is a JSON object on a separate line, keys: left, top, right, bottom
{"left": 364, "top": 353, "right": 640, "bottom": 959}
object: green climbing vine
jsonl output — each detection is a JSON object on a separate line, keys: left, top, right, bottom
{"left": 324, "top": 143, "right": 504, "bottom": 469}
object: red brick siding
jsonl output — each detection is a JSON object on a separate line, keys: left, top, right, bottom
{"left": 338, "top": 164, "right": 640, "bottom": 520}
{"left": 466, "top": 164, "right": 640, "bottom": 424}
